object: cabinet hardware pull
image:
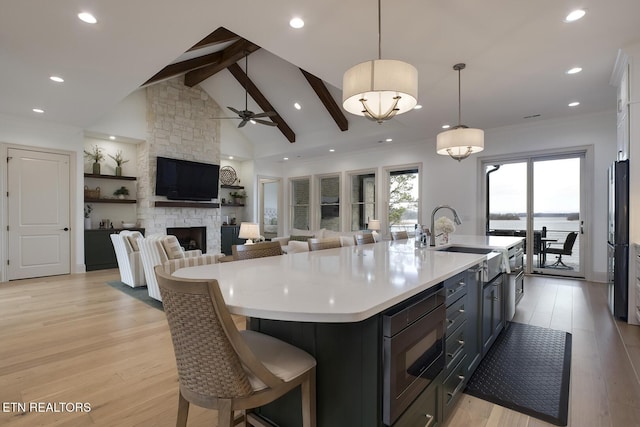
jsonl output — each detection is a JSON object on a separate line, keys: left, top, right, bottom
{"left": 447, "top": 375, "right": 467, "bottom": 398}
{"left": 458, "top": 308, "right": 465, "bottom": 313}
{"left": 448, "top": 288, "right": 456, "bottom": 293}
{"left": 447, "top": 345, "right": 464, "bottom": 361}
{"left": 423, "top": 413, "right": 435, "bottom": 427}
{"left": 447, "top": 319, "right": 454, "bottom": 324}
{"left": 493, "top": 296, "right": 500, "bottom": 301}
{"left": 458, "top": 339, "right": 465, "bottom": 345}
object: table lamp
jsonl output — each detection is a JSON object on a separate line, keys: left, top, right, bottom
{"left": 239, "top": 222, "right": 260, "bottom": 244}
{"left": 368, "top": 219, "right": 381, "bottom": 241}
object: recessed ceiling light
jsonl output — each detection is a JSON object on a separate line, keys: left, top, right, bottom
{"left": 385, "top": 138, "right": 393, "bottom": 142}
{"left": 329, "top": 149, "right": 335, "bottom": 152}
{"left": 78, "top": 12, "right": 97, "bottom": 24}
{"left": 228, "top": 156, "right": 234, "bottom": 160}
{"left": 50, "top": 76, "right": 64, "bottom": 83}
{"left": 109, "top": 135, "right": 116, "bottom": 140}
{"left": 441, "top": 124, "right": 451, "bottom": 129}
{"left": 566, "top": 67, "right": 582, "bottom": 75}
{"left": 568, "top": 101, "right": 580, "bottom": 107}
{"left": 413, "top": 104, "right": 423, "bottom": 110}
{"left": 250, "top": 119, "right": 256, "bottom": 124}
{"left": 294, "top": 102, "right": 301, "bottom": 110}
{"left": 289, "top": 17, "right": 304, "bottom": 29}
{"left": 283, "top": 157, "right": 289, "bottom": 160}
{"left": 565, "top": 9, "right": 586, "bottom": 22}
{"left": 32, "top": 108, "right": 44, "bottom": 114}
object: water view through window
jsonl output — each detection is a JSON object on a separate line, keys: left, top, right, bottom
{"left": 487, "top": 157, "right": 582, "bottom": 273}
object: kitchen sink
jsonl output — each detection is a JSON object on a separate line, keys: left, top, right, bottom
{"left": 436, "top": 246, "right": 495, "bottom": 254}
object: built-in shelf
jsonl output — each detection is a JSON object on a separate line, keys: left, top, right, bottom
{"left": 221, "top": 184, "right": 244, "bottom": 189}
{"left": 155, "top": 201, "right": 220, "bottom": 208}
{"left": 85, "top": 198, "right": 137, "bottom": 204}
{"left": 84, "top": 173, "right": 137, "bottom": 181}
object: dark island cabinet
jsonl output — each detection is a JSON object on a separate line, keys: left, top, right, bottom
{"left": 84, "top": 228, "right": 144, "bottom": 271}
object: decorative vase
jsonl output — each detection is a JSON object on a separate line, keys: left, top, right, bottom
{"left": 115, "top": 166, "right": 122, "bottom": 176}
{"left": 84, "top": 218, "right": 92, "bottom": 230}
{"left": 92, "top": 162, "right": 100, "bottom": 175}
{"left": 118, "top": 194, "right": 125, "bottom": 199}
{"left": 436, "top": 232, "right": 449, "bottom": 246}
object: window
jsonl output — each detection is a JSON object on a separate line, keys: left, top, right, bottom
{"left": 388, "top": 168, "right": 419, "bottom": 234}
{"left": 350, "top": 172, "right": 376, "bottom": 231}
{"left": 319, "top": 175, "right": 340, "bottom": 231}
{"left": 290, "top": 177, "right": 310, "bottom": 230}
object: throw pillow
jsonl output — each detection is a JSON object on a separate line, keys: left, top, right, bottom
{"left": 162, "top": 235, "right": 185, "bottom": 259}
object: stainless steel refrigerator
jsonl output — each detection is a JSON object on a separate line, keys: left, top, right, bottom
{"left": 608, "top": 160, "right": 629, "bottom": 320}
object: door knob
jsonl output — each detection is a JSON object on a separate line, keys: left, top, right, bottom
{"left": 61, "top": 227, "right": 69, "bottom": 231}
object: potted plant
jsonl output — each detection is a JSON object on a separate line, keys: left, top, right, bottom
{"left": 229, "top": 190, "right": 247, "bottom": 204}
{"left": 84, "top": 204, "right": 93, "bottom": 229}
{"left": 84, "top": 145, "right": 105, "bottom": 175}
{"left": 108, "top": 149, "right": 129, "bottom": 176}
{"left": 113, "top": 186, "right": 130, "bottom": 199}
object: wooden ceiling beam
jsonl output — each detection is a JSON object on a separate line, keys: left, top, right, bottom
{"left": 188, "top": 27, "right": 239, "bottom": 51}
{"left": 227, "top": 62, "right": 296, "bottom": 143}
{"left": 142, "top": 51, "right": 223, "bottom": 86}
{"left": 300, "top": 69, "right": 348, "bottom": 132}
{"left": 184, "top": 39, "right": 260, "bottom": 87}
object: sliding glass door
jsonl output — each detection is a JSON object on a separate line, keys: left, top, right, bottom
{"left": 485, "top": 151, "right": 586, "bottom": 278}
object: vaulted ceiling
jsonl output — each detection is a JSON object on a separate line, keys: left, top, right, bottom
{"left": 1, "top": 0, "right": 640, "bottom": 162}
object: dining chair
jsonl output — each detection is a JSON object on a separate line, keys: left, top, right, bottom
{"left": 154, "top": 266, "right": 316, "bottom": 427}
{"left": 308, "top": 237, "right": 342, "bottom": 251}
{"left": 355, "top": 233, "right": 375, "bottom": 245}
{"left": 232, "top": 241, "right": 282, "bottom": 260}
{"left": 391, "top": 231, "right": 409, "bottom": 241}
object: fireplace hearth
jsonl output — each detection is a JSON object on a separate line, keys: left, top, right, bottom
{"left": 166, "top": 226, "right": 207, "bottom": 253}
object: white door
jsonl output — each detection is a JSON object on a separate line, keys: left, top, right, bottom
{"left": 7, "top": 148, "right": 71, "bottom": 279}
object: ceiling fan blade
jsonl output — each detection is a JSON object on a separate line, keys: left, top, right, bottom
{"left": 212, "top": 116, "right": 241, "bottom": 120}
{"left": 252, "top": 111, "right": 277, "bottom": 119}
{"left": 238, "top": 119, "right": 249, "bottom": 128}
{"left": 227, "top": 106, "right": 241, "bottom": 115}
{"left": 252, "top": 119, "right": 278, "bottom": 127}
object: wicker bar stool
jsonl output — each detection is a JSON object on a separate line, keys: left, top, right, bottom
{"left": 355, "top": 233, "right": 375, "bottom": 245}
{"left": 154, "top": 266, "right": 316, "bottom": 427}
{"left": 232, "top": 241, "right": 282, "bottom": 260}
{"left": 308, "top": 237, "right": 342, "bottom": 251}
{"left": 391, "top": 231, "right": 409, "bottom": 241}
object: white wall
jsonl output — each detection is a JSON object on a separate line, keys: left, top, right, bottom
{"left": 260, "top": 110, "right": 616, "bottom": 281}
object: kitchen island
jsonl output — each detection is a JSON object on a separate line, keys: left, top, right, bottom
{"left": 173, "top": 236, "right": 523, "bottom": 427}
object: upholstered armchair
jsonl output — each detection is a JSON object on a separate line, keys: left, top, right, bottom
{"left": 110, "top": 230, "right": 146, "bottom": 287}
{"left": 139, "top": 234, "right": 222, "bottom": 301}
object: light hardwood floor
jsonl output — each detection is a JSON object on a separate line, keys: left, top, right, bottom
{"left": 0, "top": 271, "right": 638, "bottom": 426}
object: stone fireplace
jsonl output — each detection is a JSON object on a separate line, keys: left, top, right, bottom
{"left": 137, "top": 77, "right": 222, "bottom": 254}
{"left": 167, "top": 226, "right": 207, "bottom": 253}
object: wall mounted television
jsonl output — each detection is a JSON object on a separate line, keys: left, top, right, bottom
{"left": 155, "top": 156, "right": 220, "bottom": 201}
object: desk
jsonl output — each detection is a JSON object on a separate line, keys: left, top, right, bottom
{"left": 540, "top": 238, "right": 558, "bottom": 267}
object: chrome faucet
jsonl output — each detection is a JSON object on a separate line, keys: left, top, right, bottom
{"left": 430, "top": 205, "right": 462, "bottom": 246}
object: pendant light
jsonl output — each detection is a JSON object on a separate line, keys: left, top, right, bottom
{"left": 342, "top": 0, "right": 418, "bottom": 124}
{"left": 436, "top": 63, "right": 484, "bottom": 161}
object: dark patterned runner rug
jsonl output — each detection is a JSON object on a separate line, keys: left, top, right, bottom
{"left": 106, "top": 281, "right": 163, "bottom": 311}
{"left": 464, "top": 322, "right": 572, "bottom": 426}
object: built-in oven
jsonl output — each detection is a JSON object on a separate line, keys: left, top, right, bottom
{"left": 382, "top": 284, "right": 446, "bottom": 425}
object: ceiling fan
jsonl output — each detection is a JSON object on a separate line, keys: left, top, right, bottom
{"left": 214, "top": 53, "right": 278, "bottom": 128}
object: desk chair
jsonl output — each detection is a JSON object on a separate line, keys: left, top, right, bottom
{"left": 545, "top": 232, "right": 578, "bottom": 269}
{"left": 154, "top": 266, "right": 316, "bottom": 427}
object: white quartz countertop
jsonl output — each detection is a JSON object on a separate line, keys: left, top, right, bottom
{"left": 446, "top": 234, "right": 524, "bottom": 249}
{"left": 173, "top": 237, "right": 521, "bottom": 323}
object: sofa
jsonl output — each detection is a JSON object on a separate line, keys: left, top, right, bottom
{"left": 272, "top": 228, "right": 376, "bottom": 251}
